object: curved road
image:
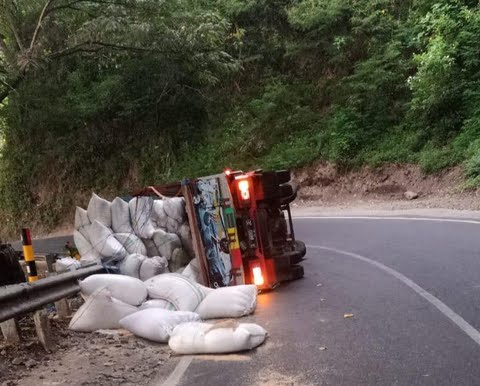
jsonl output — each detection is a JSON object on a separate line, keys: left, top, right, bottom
{"left": 153, "top": 216, "right": 480, "bottom": 386}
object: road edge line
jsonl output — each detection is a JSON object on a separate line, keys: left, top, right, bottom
{"left": 157, "top": 356, "right": 193, "bottom": 386}
{"left": 308, "top": 244, "right": 480, "bottom": 347}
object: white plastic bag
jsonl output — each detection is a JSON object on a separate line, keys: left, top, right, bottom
{"left": 114, "top": 233, "right": 147, "bottom": 255}
{"left": 88, "top": 220, "right": 127, "bottom": 261}
{"left": 145, "top": 273, "right": 206, "bottom": 311}
{"left": 164, "top": 197, "right": 186, "bottom": 222}
{"left": 139, "top": 256, "right": 169, "bottom": 281}
{"left": 139, "top": 299, "right": 176, "bottom": 311}
{"left": 79, "top": 274, "right": 147, "bottom": 306}
{"left": 153, "top": 229, "right": 181, "bottom": 259}
{"left": 87, "top": 193, "right": 112, "bottom": 228}
{"left": 169, "top": 321, "right": 267, "bottom": 354}
{"left": 129, "top": 197, "right": 156, "bottom": 239}
{"left": 119, "top": 308, "right": 201, "bottom": 343}
{"left": 55, "top": 257, "right": 81, "bottom": 272}
{"left": 111, "top": 197, "right": 134, "bottom": 234}
{"left": 74, "top": 207, "right": 90, "bottom": 230}
{"left": 195, "top": 285, "right": 257, "bottom": 319}
{"left": 119, "top": 253, "right": 147, "bottom": 278}
{"left": 69, "top": 287, "right": 137, "bottom": 332}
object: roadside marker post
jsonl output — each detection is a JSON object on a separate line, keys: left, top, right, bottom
{"left": 21, "top": 228, "right": 38, "bottom": 282}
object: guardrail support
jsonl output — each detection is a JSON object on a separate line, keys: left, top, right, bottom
{"left": 22, "top": 228, "right": 38, "bottom": 282}
{"left": 0, "top": 318, "right": 20, "bottom": 343}
{"left": 33, "top": 310, "right": 55, "bottom": 352}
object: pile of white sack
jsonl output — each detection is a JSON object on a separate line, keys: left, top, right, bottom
{"left": 69, "top": 273, "right": 267, "bottom": 354}
{"left": 74, "top": 193, "right": 199, "bottom": 281}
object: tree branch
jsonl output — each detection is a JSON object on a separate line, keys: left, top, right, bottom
{"left": 46, "top": 0, "right": 130, "bottom": 15}
{"left": 29, "top": 0, "right": 56, "bottom": 51}
{"left": 0, "top": 76, "right": 22, "bottom": 105}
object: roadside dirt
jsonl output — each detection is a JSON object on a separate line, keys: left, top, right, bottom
{"left": 0, "top": 297, "right": 170, "bottom": 386}
{"left": 293, "top": 162, "right": 480, "bottom": 211}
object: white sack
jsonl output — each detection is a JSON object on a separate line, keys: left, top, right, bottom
{"left": 195, "top": 285, "right": 258, "bottom": 319}
{"left": 114, "top": 233, "right": 147, "bottom": 255}
{"left": 145, "top": 273, "right": 205, "bottom": 311}
{"left": 79, "top": 274, "right": 147, "bottom": 306}
{"left": 74, "top": 207, "right": 90, "bottom": 230}
{"left": 169, "top": 321, "right": 267, "bottom": 354}
{"left": 111, "top": 197, "right": 134, "bottom": 234}
{"left": 152, "top": 200, "right": 168, "bottom": 229}
{"left": 87, "top": 193, "right": 112, "bottom": 228}
{"left": 69, "top": 287, "right": 137, "bottom": 332}
{"left": 88, "top": 220, "right": 127, "bottom": 260}
{"left": 129, "top": 197, "right": 156, "bottom": 239}
{"left": 142, "top": 238, "right": 160, "bottom": 257}
{"left": 119, "top": 253, "right": 147, "bottom": 278}
{"left": 119, "top": 308, "right": 201, "bottom": 343}
{"left": 166, "top": 217, "right": 181, "bottom": 234}
{"left": 164, "top": 197, "right": 186, "bottom": 222}
{"left": 170, "top": 248, "right": 190, "bottom": 273}
{"left": 179, "top": 224, "right": 194, "bottom": 258}
{"left": 153, "top": 229, "right": 181, "bottom": 259}
{"left": 74, "top": 230, "right": 101, "bottom": 263}
{"left": 182, "top": 258, "right": 203, "bottom": 285}
{"left": 139, "top": 256, "right": 169, "bottom": 281}
{"left": 139, "top": 299, "right": 176, "bottom": 311}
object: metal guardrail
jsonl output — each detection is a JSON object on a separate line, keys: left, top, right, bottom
{"left": 0, "top": 264, "right": 104, "bottom": 323}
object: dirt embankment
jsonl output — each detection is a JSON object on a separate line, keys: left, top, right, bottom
{"left": 293, "top": 162, "right": 480, "bottom": 211}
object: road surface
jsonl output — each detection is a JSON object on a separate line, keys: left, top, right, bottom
{"left": 153, "top": 216, "right": 480, "bottom": 386}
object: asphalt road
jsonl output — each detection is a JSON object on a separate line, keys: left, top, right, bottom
{"left": 153, "top": 216, "right": 480, "bottom": 386}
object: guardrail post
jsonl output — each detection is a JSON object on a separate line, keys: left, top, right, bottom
{"left": 33, "top": 310, "right": 55, "bottom": 352}
{"left": 0, "top": 318, "right": 20, "bottom": 343}
{"left": 21, "top": 228, "right": 38, "bottom": 282}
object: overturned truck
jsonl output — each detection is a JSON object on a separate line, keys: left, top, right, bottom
{"left": 74, "top": 169, "right": 306, "bottom": 290}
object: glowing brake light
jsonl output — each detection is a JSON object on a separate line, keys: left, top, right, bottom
{"left": 237, "top": 179, "right": 250, "bottom": 201}
{"left": 252, "top": 265, "right": 264, "bottom": 286}
{"left": 224, "top": 168, "right": 232, "bottom": 176}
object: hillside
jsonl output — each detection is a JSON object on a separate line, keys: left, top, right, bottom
{"left": 1, "top": 0, "right": 480, "bottom": 236}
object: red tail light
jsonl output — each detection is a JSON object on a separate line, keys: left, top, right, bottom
{"left": 238, "top": 179, "right": 250, "bottom": 201}
{"left": 252, "top": 265, "right": 264, "bottom": 286}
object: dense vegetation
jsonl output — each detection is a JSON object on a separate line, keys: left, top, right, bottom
{"left": 1, "top": 0, "right": 480, "bottom": 232}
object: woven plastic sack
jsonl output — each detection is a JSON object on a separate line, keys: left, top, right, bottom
{"left": 142, "top": 238, "right": 159, "bottom": 257}
{"left": 129, "top": 197, "right": 156, "bottom": 239}
{"left": 169, "top": 248, "right": 190, "bottom": 273}
{"left": 87, "top": 193, "right": 112, "bottom": 228}
{"left": 182, "top": 258, "right": 203, "bottom": 285}
{"left": 169, "top": 321, "right": 267, "bottom": 354}
{"left": 74, "top": 207, "right": 90, "bottom": 230}
{"left": 152, "top": 200, "right": 168, "bottom": 229}
{"left": 139, "top": 299, "right": 176, "bottom": 311}
{"left": 195, "top": 285, "right": 258, "bottom": 319}
{"left": 145, "top": 273, "right": 205, "bottom": 311}
{"left": 178, "top": 223, "right": 194, "bottom": 258}
{"left": 153, "top": 229, "right": 181, "bottom": 259}
{"left": 88, "top": 220, "right": 127, "bottom": 261}
{"left": 79, "top": 274, "right": 147, "bottom": 306}
{"left": 69, "top": 287, "right": 137, "bottom": 332}
{"left": 166, "top": 217, "right": 181, "bottom": 234}
{"left": 114, "top": 233, "right": 147, "bottom": 255}
{"left": 119, "top": 253, "right": 147, "bottom": 278}
{"left": 111, "top": 197, "right": 134, "bottom": 234}
{"left": 164, "top": 197, "right": 186, "bottom": 223}
{"left": 119, "top": 308, "right": 201, "bottom": 343}
{"left": 139, "top": 256, "right": 169, "bottom": 281}
{"left": 74, "top": 230, "right": 101, "bottom": 263}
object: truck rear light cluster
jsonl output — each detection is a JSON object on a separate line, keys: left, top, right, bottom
{"left": 252, "top": 265, "right": 264, "bottom": 286}
{"left": 237, "top": 179, "right": 250, "bottom": 201}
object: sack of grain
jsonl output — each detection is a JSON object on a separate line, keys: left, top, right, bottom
{"left": 119, "top": 308, "right": 201, "bottom": 343}
{"left": 74, "top": 230, "right": 101, "bottom": 263}
{"left": 152, "top": 199, "right": 168, "bottom": 229}
{"left": 114, "top": 233, "right": 147, "bottom": 255}
{"left": 169, "top": 321, "right": 267, "bottom": 354}
{"left": 153, "top": 229, "right": 181, "bottom": 259}
{"left": 69, "top": 287, "right": 137, "bottom": 332}
{"left": 169, "top": 248, "right": 190, "bottom": 273}
{"left": 88, "top": 220, "right": 127, "bottom": 261}
{"left": 74, "top": 207, "right": 90, "bottom": 230}
{"left": 119, "top": 253, "right": 147, "bottom": 279}
{"left": 139, "top": 256, "right": 169, "bottom": 281}
{"left": 111, "top": 197, "right": 134, "bottom": 234}
{"left": 164, "top": 197, "right": 186, "bottom": 223}
{"left": 195, "top": 285, "right": 257, "bottom": 319}
{"left": 79, "top": 273, "right": 147, "bottom": 306}
{"left": 178, "top": 223, "right": 194, "bottom": 258}
{"left": 145, "top": 273, "right": 205, "bottom": 311}
{"left": 87, "top": 193, "right": 112, "bottom": 228}
{"left": 182, "top": 258, "right": 203, "bottom": 285}
{"left": 142, "top": 238, "right": 160, "bottom": 257}
{"left": 129, "top": 197, "right": 156, "bottom": 239}
{"left": 139, "top": 299, "right": 176, "bottom": 311}
{"left": 166, "top": 217, "right": 181, "bottom": 234}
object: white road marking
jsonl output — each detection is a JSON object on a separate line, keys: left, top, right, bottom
{"left": 159, "top": 356, "right": 193, "bottom": 386}
{"left": 295, "top": 216, "right": 480, "bottom": 224}
{"left": 309, "top": 244, "right": 480, "bottom": 347}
